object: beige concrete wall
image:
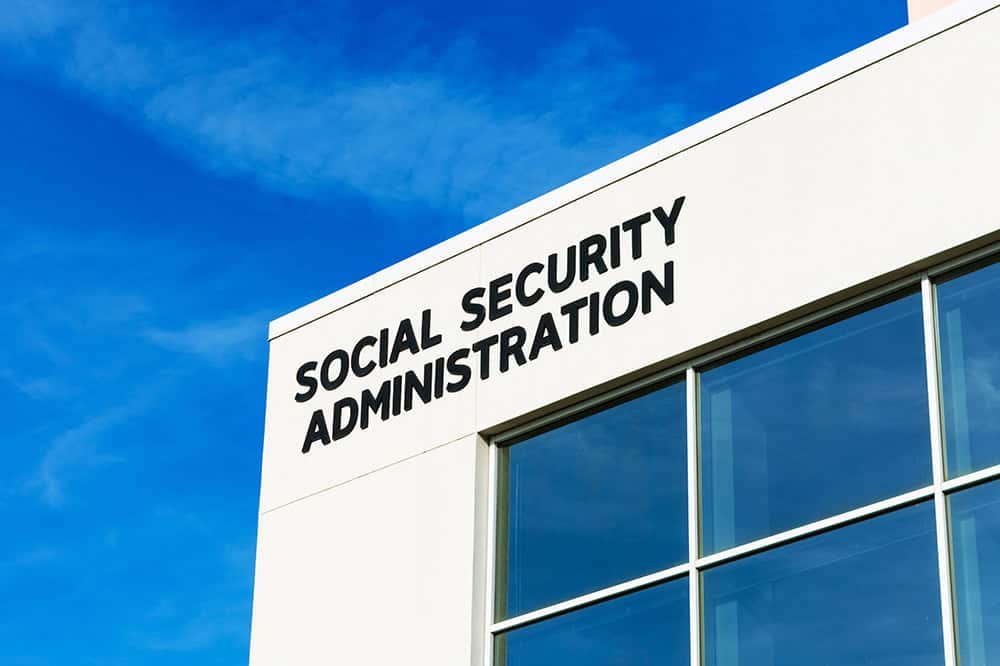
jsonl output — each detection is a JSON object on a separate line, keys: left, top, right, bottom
{"left": 909, "top": 0, "right": 959, "bottom": 21}
{"left": 249, "top": 435, "right": 489, "bottom": 666}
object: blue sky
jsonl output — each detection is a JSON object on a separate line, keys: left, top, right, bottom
{"left": 0, "top": 2, "right": 906, "bottom": 664}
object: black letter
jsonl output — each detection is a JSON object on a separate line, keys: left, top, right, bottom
{"left": 460, "top": 287, "right": 487, "bottom": 331}
{"left": 642, "top": 261, "right": 675, "bottom": 313}
{"left": 360, "top": 379, "right": 391, "bottom": 429}
{"left": 320, "top": 350, "right": 350, "bottom": 391}
{"left": 588, "top": 292, "right": 600, "bottom": 336}
{"left": 433, "top": 356, "right": 446, "bottom": 398}
{"left": 391, "top": 375, "right": 403, "bottom": 415}
{"left": 652, "top": 196, "right": 685, "bottom": 246}
{"left": 603, "top": 280, "right": 639, "bottom": 327}
{"left": 294, "top": 361, "right": 319, "bottom": 402}
{"left": 331, "top": 397, "right": 358, "bottom": 441}
{"left": 547, "top": 247, "right": 577, "bottom": 293}
{"left": 389, "top": 318, "right": 420, "bottom": 364}
{"left": 351, "top": 337, "right": 377, "bottom": 378}
{"left": 579, "top": 233, "right": 608, "bottom": 282}
{"left": 499, "top": 326, "right": 528, "bottom": 372}
{"left": 560, "top": 296, "right": 588, "bottom": 344}
{"left": 403, "top": 362, "right": 433, "bottom": 411}
{"left": 609, "top": 226, "right": 622, "bottom": 269}
{"left": 621, "top": 212, "right": 651, "bottom": 259}
{"left": 378, "top": 327, "right": 390, "bottom": 367}
{"left": 529, "top": 312, "right": 564, "bottom": 360}
{"left": 419, "top": 309, "right": 442, "bottom": 349}
{"left": 446, "top": 348, "right": 472, "bottom": 393}
{"left": 301, "top": 409, "right": 331, "bottom": 453}
{"left": 471, "top": 335, "right": 499, "bottom": 380}
{"left": 489, "top": 273, "right": 514, "bottom": 321}
{"left": 515, "top": 262, "right": 545, "bottom": 307}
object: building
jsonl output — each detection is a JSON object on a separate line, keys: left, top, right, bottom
{"left": 248, "top": 2, "right": 999, "bottom": 664}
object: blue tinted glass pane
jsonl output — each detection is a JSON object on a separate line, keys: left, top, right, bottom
{"left": 495, "top": 578, "right": 688, "bottom": 666}
{"left": 937, "top": 260, "right": 1000, "bottom": 477}
{"left": 703, "top": 502, "right": 942, "bottom": 666}
{"left": 700, "top": 293, "right": 931, "bottom": 553}
{"left": 498, "top": 381, "right": 687, "bottom": 619}
{"left": 950, "top": 480, "right": 1000, "bottom": 666}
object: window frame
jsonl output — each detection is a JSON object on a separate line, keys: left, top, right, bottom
{"left": 493, "top": 377, "right": 689, "bottom": 621}
{"left": 484, "top": 241, "right": 1000, "bottom": 666}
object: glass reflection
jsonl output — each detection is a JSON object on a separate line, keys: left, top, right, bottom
{"left": 950, "top": 480, "right": 1000, "bottom": 666}
{"left": 700, "top": 292, "right": 931, "bottom": 553}
{"left": 495, "top": 578, "right": 688, "bottom": 666}
{"left": 937, "top": 259, "right": 1000, "bottom": 477}
{"left": 497, "top": 381, "right": 687, "bottom": 619}
{"left": 703, "top": 502, "right": 942, "bottom": 666}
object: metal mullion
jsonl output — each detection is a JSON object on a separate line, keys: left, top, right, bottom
{"left": 695, "top": 485, "right": 935, "bottom": 570}
{"left": 491, "top": 483, "right": 938, "bottom": 636}
{"left": 926, "top": 240, "right": 1000, "bottom": 280}
{"left": 484, "top": 442, "right": 499, "bottom": 666}
{"left": 686, "top": 368, "right": 701, "bottom": 666}
{"left": 922, "top": 276, "right": 959, "bottom": 666}
{"left": 489, "top": 562, "right": 690, "bottom": 634}
{"left": 492, "top": 364, "right": 687, "bottom": 445}
{"left": 942, "top": 463, "right": 1000, "bottom": 494}
{"left": 689, "top": 274, "right": 922, "bottom": 371}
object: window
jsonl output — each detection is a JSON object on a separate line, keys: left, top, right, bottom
{"left": 700, "top": 291, "right": 930, "bottom": 554}
{"left": 495, "top": 380, "right": 687, "bottom": 619}
{"left": 495, "top": 578, "right": 688, "bottom": 666}
{"left": 489, "top": 251, "right": 1000, "bottom": 666}
{"left": 950, "top": 480, "right": 1000, "bottom": 666}
{"left": 703, "top": 503, "right": 943, "bottom": 665}
{"left": 937, "top": 259, "right": 1000, "bottom": 477}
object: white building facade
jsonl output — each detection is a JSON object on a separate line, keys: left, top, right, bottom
{"left": 250, "top": 2, "right": 1000, "bottom": 664}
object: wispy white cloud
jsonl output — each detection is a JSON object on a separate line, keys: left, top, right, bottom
{"left": 137, "top": 539, "right": 254, "bottom": 653}
{"left": 141, "top": 603, "right": 249, "bottom": 652}
{"left": 30, "top": 403, "right": 130, "bottom": 507}
{"left": 0, "top": 0, "right": 79, "bottom": 46}
{"left": 0, "top": 545, "right": 62, "bottom": 570}
{"left": 221, "top": 543, "right": 256, "bottom": 588}
{"left": 0, "top": 0, "right": 691, "bottom": 220}
{"left": 144, "top": 313, "right": 265, "bottom": 362}
{"left": 0, "top": 369, "right": 64, "bottom": 400}
{"left": 1, "top": 227, "right": 265, "bottom": 510}
{"left": 965, "top": 353, "right": 1000, "bottom": 435}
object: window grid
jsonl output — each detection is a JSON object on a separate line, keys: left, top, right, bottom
{"left": 486, "top": 241, "right": 1000, "bottom": 666}
{"left": 923, "top": 275, "right": 959, "bottom": 666}
{"left": 685, "top": 368, "right": 701, "bottom": 666}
